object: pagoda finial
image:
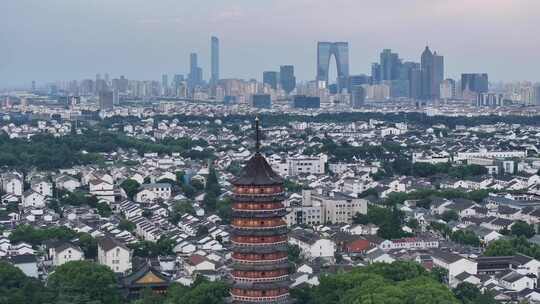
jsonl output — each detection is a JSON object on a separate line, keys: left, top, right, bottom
{"left": 255, "top": 116, "right": 260, "bottom": 153}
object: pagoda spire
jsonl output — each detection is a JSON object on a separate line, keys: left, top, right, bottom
{"left": 255, "top": 116, "right": 260, "bottom": 153}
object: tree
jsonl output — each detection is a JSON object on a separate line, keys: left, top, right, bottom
{"left": 166, "top": 279, "right": 229, "bottom": 304}
{"left": 205, "top": 167, "right": 220, "bottom": 196}
{"left": 118, "top": 219, "right": 136, "bottom": 232}
{"left": 175, "top": 171, "right": 185, "bottom": 185}
{"left": 296, "top": 261, "right": 460, "bottom": 304}
{"left": 169, "top": 200, "right": 196, "bottom": 224}
{"left": 47, "top": 260, "right": 121, "bottom": 304}
{"left": 451, "top": 230, "right": 481, "bottom": 247}
{"left": 216, "top": 198, "right": 233, "bottom": 224}
{"left": 129, "top": 238, "right": 174, "bottom": 258}
{"left": 483, "top": 236, "right": 540, "bottom": 259}
{"left": 288, "top": 244, "right": 302, "bottom": 264}
{"left": 407, "top": 218, "right": 420, "bottom": 231}
{"left": 441, "top": 210, "right": 459, "bottom": 223}
{"left": 133, "top": 287, "right": 165, "bottom": 304}
{"left": 453, "top": 282, "right": 498, "bottom": 304}
{"left": 96, "top": 201, "right": 112, "bottom": 218}
{"left": 431, "top": 267, "right": 449, "bottom": 284}
{"left": 511, "top": 220, "right": 535, "bottom": 238}
{"left": 120, "top": 179, "right": 140, "bottom": 199}
{"left": 77, "top": 233, "right": 97, "bottom": 259}
{"left": 0, "top": 261, "right": 53, "bottom": 304}
{"left": 203, "top": 192, "right": 218, "bottom": 211}
{"left": 142, "top": 209, "right": 152, "bottom": 218}
{"left": 284, "top": 179, "right": 304, "bottom": 193}
{"left": 9, "top": 225, "right": 78, "bottom": 247}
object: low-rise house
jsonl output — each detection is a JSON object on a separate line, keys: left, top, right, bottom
{"left": 30, "top": 178, "right": 53, "bottom": 197}
{"left": 134, "top": 183, "right": 172, "bottom": 203}
{"left": 49, "top": 242, "right": 84, "bottom": 266}
{"left": 1, "top": 173, "right": 23, "bottom": 197}
{"left": 498, "top": 271, "right": 537, "bottom": 291}
{"left": 97, "top": 236, "right": 132, "bottom": 273}
{"left": 183, "top": 254, "right": 215, "bottom": 276}
{"left": 365, "top": 248, "right": 395, "bottom": 264}
{"left": 7, "top": 254, "right": 38, "bottom": 278}
{"left": 55, "top": 175, "right": 81, "bottom": 192}
{"left": 21, "top": 190, "right": 46, "bottom": 208}
{"left": 89, "top": 179, "right": 115, "bottom": 203}
{"left": 379, "top": 237, "right": 439, "bottom": 251}
{"left": 289, "top": 229, "right": 336, "bottom": 260}
{"left": 431, "top": 250, "right": 477, "bottom": 287}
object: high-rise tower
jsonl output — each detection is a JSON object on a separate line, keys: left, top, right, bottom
{"left": 280, "top": 65, "right": 296, "bottom": 94}
{"left": 211, "top": 36, "right": 220, "bottom": 84}
{"left": 317, "top": 42, "right": 349, "bottom": 92}
{"left": 230, "top": 118, "right": 290, "bottom": 303}
{"left": 420, "top": 46, "right": 444, "bottom": 100}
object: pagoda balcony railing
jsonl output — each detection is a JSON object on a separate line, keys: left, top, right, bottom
{"left": 231, "top": 224, "right": 287, "bottom": 230}
{"left": 233, "top": 274, "right": 290, "bottom": 283}
{"left": 233, "top": 191, "right": 285, "bottom": 196}
{"left": 232, "top": 257, "right": 288, "bottom": 265}
{"left": 231, "top": 293, "right": 290, "bottom": 303}
{"left": 232, "top": 240, "right": 287, "bottom": 247}
{"left": 232, "top": 207, "right": 286, "bottom": 213}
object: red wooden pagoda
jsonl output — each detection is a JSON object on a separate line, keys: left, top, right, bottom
{"left": 230, "top": 117, "right": 290, "bottom": 303}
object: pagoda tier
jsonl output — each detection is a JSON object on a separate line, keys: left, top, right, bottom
{"left": 230, "top": 150, "right": 291, "bottom": 304}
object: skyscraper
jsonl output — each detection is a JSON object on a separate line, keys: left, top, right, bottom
{"left": 211, "top": 36, "right": 219, "bottom": 84}
{"left": 371, "top": 63, "right": 381, "bottom": 84}
{"left": 433, "top": 52, "right": 444, "bottom": 98}
{"left": 351, "top": 85, "right": 366, "bottom": 109}
{"left": 348, "top": 74, "right": 370, "bottom": 92}
{"left": 251, "top": 94, "right": 272, "bottom": 108}
{"left": 230, "top": 118, "right": 290, "bottom": 303}
{"left": 188, "top": 53, "right": 203, "bottom": 88}
{"left": 280, "top": 65, "right": 296, "bottom": 94}
{"left": 317, "top": 42, "right": 349, "bottom": 92}
{"left": 162, "top": 74, "right": 168, "bottom": 96}
{"left": 420, "top": 46, "right": 444, "bottom": 100}
{"left": 263, "top": 71, "right": 278, "bottom": 90}
{"left": 461, "top": 73, "right": 489, "bottom": 94}
{"left": 99, "top": 90, "right": 113, "bottom": 110}
{"left": 440, "top": 79, "right": 457, "bottom": 99}
{"left": 380, "top": 49, "right": 401, "bottom": 81}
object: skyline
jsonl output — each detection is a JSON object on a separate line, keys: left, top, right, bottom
{"left": 2, "top": 0, "right": 540, "bottom": 87}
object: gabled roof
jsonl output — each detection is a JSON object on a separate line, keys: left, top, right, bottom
{"left": 501, "top": 271, "right": 525, "bottom": 283}
{"left": 97, "top": 236, "right": 129, "bottom": 252}
{"left": 431, "top": 249, "right": 465, "bottom": 264}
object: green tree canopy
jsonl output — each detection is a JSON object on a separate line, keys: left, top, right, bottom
{"left": 510, "top": 220, "right": 536, "bottom": 238}
{"left": 165, "top": 279, "right": 229, "bottom": 304}
{"left": 0, "top": 261, "right": 53, "bottom": 304}
{"left": 294, "top": 261, "right": 459, "bottom": 304}
{"left": 120, "top": 179, "right": 141, "bottom": 199}
{"left": 47, "top": 260, "right": 121, "bottom": 304}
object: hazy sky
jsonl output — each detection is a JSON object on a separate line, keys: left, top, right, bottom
{"left": 1, "top": 0, "right": 539, "bottom": 87}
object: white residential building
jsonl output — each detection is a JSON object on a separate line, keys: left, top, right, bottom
{"left": 49, "top": 243, "right": 84, "bottom": 266}
{"left": 97, "top": 236, "right": 132, "bottom": 273}
{"left": 456, "top": 149, "right": 526, "bottom": 161}
{"left": 270, "top": 154, "right": 328, "bottom": 177}
{"left": 289, "top": 229, "right": 336, "bottom": 260}
{"left": 431, "top": 250, "right": 477, "bottom": 287}
{"left": 134, "top": 183, "right": 172, "bottom": 203}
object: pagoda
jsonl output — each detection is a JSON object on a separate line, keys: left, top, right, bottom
{"left": 230, "top": 118, "right": 290, "bottom": 303}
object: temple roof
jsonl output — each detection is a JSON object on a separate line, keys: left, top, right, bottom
{"left": 121, "top": 264, "right": 170, "bottom": 288}
{"left": 232, "top": 153, "right": 283, "bottom": 186}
